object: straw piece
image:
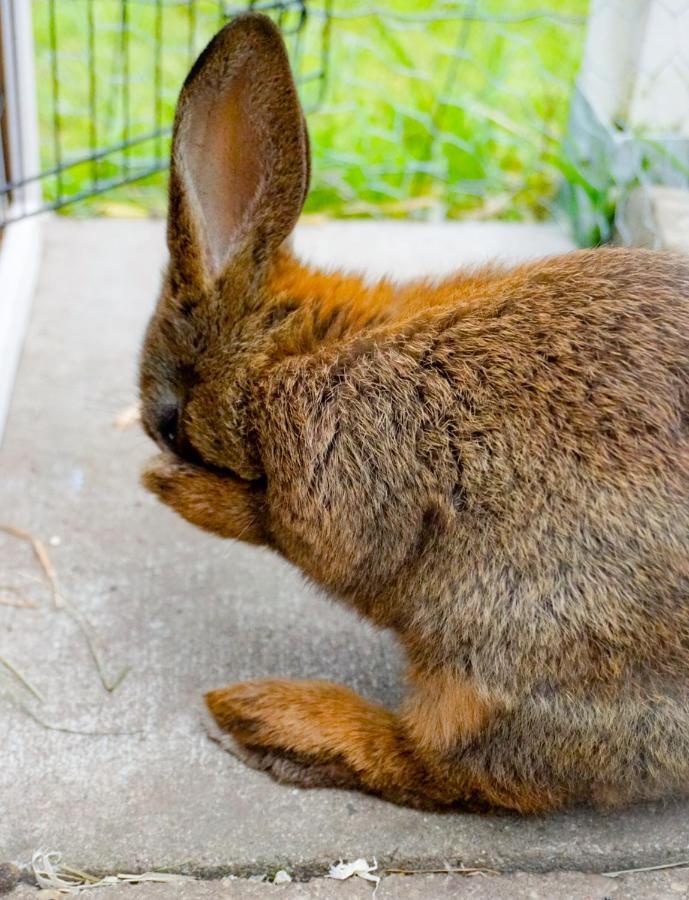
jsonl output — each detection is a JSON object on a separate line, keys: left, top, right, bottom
{"left": 0, "top": 524, "right": 64, "bottom": 607}
{"left": 32, "top": 850, "right": 193, "bottom": 894}
{"left": 64, "top": 603, "right": 130, "bottom": 694}
{"left": 385, "top": 865, "right": 499, "bottom": 877}
{"left": 328, "top": 858, "right": 380, "bottom": 896}
{"left": 0, "top": 524, "right": 129, "bottom": 693}
{"left": 113, "top": 403, "right": 141, "bottom": 430}
{"left": 602, "top": 860, "right": 689, "bottom": 878}
{"left": 0, "top": 655, "right": 44, "bottom": 701}
{"left": 0, "top": 585, "right": 37, "bottom": 608}
{"left": 33, "top": 538, "right": 65, "bottom": 608}
{"left": 20, "top": 704, "right": 143, "bottom": 737}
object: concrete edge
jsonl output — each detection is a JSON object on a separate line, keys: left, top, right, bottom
{"left": 7, "top": 868, "right": 689, "bottom": 900}
{"left": 7, "top": 836, "right": 689, "bottom": 883}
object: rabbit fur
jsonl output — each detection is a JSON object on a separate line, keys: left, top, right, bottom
{"left": 139, "top": 13, "right": 689, "bottom": 812}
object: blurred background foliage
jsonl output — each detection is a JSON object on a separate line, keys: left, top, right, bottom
{"left": 31, "top": 1, "right": 591, "bottom": 230}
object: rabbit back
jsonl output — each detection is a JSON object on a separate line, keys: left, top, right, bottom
{"left": 257, "top": 248, "right": 689, "bottom": 698}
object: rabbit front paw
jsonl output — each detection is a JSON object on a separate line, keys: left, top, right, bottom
{"left": 141, "top": 454, "right": 266, "bottom": 544}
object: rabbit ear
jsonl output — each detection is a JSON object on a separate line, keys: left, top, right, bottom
{"left": 167, "top": 13, "right": 309, "bottom": 288}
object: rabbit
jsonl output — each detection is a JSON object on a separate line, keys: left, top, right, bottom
{"left": 139, "top": 12, "right": 689, "bottom": 812}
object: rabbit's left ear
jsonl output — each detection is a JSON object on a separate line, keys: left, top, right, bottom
{"left": 168, "top": 13, "right": 310, "bottom": 288}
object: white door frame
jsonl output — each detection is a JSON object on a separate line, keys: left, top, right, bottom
{"left": 0, "top": 0, "right": 43, "bottom": 445}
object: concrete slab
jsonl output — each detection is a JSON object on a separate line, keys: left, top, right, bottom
{"left": 4, "top": 218, "right": 689, "bottom": 879}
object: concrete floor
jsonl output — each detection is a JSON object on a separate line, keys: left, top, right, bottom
{"left": 2, "top": 218, "right": 689, "bottom": 888}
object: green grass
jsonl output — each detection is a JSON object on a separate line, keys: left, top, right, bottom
{"left": 32, "top": 1, "right": 590, "bottom": 227}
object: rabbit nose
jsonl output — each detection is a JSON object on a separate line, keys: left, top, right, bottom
{"left": 155, "top": 401, "right": 181, "bottom": 452}
{"left": 151, "top": 397, "right": 203, "bottom": 465}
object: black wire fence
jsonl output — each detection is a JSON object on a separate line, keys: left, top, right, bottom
{"left": 1, "top": 1, "right": 688, "bottom": 242}
{"left": 1, "top": 0, "right": 328, "bottom": 225}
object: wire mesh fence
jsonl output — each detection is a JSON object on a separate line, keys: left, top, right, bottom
{"left": 1, "top": 1, "right": 688, "bottom": 243}
{"left": 1, "top": 0, "right": 329, "bottom": 224}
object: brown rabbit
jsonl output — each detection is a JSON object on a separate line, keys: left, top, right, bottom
{"left": 139, "top": 13, "right": 689, "bottom": 812}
